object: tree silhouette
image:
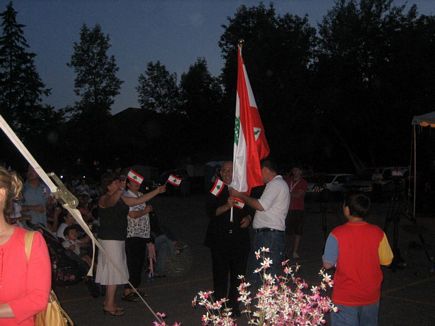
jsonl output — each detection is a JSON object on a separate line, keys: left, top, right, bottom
{"left": 0, "top": 1, "right": 50, "bottom": 135}
{"left": 180, "top": 58, "right": 224, "bottom": 154}
{"left": 137, "top": 61, "right": 181, "bottom": 114}
{"left": 68, "top": 24, "right": 122, "bottom": 121}
{"left": 316, "top": 0, "right": 429, "bottom": 167}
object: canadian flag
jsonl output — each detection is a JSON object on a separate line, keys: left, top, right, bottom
{"left": 210, "top": 178, "right": 224, "bottom": 197}
{"left": 231, "top": 44, "right": 270, "bottom": 193}
{"left": 127, "top": 170, "right": 144, "bottom": 185}
{"left": 167, "top": 174, "right": 182, "bottom": 186}
{"left": 233, "top": 197, "right": 245, "bottom": 209}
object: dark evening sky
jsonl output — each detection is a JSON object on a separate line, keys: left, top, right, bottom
{"left": 6, "top": 0, "right": 435, "bottom": 113}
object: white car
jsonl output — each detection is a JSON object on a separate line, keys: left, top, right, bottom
{"left": 307, "top": 173, "right": 354, "bottom": 193}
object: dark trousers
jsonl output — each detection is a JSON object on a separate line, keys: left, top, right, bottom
{"left": 210, "top": 238, "right": 249, "bottom": 311}
{"left": 125, "top": 237, "right": 147, "bottom": 288}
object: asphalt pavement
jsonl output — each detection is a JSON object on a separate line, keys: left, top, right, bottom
{"left": 55, "top": 194, "right": 435, "bottom": 325}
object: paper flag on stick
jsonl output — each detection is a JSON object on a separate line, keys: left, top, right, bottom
{"left": 167, "top": 174, "right": 182, "bottom": 186}
{"left": 210, "top": 178, "right": 224, "bottom": 196}
{"left": 233, "top": 197, "right": 245, "bottom": 209}
{"left": 127, "top": 169, "right": 144, "bottom": 185}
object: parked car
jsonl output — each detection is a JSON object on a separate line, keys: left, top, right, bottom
{"left": 345, "top": 166, "right": 409, "bottom": 199}
{"left": 306, "top": 173, "right": 354, "bottom": 201}
{"left": 344, "top": 168, "right": 375, "bottom": 194}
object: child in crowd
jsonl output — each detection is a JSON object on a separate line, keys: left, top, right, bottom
{"left": 323, "top": 192, "right": 393, "bottom": 326}
{"left": 63, "top": 225, "right": 92, "bottom": 266}
{"left": 57, "top": 211, "right": 77, "bottom": 240}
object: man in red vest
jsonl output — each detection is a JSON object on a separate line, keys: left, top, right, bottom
{"left": 284, "top": 167, "right": 308, "bottom": 259}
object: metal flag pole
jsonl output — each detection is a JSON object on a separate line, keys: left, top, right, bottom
{"left": 0, "top": 115, "right": 163, "bottom": 323}
{"left": 413, "top": 124, "right": 417, "bottom": 218}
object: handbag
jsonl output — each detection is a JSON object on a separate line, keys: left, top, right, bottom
{"left": 24, "top": 231, "right": 74, "bottom": 326}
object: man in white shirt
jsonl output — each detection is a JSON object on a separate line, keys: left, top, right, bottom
{"left": 230, "top": 158, "right": 290, "bottom": 283}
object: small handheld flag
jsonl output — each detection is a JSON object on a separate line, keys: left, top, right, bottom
{"left": 210, "top": 178, "right": 224, "bottom": 197}
{"left": 233, "top": 197, "right": 245, "bottom": 209}
{"left": 127, "top": 170, "right": 144, "bottom": 185}
{"left": 167, "top": 174, "right": 182, "bottom": 187}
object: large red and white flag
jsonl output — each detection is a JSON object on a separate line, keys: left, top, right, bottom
{"left": 231, "top": 45, "right": 270, "bottom": 193}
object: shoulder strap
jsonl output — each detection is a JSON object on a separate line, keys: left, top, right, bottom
{"left": 24, "top": 231, "right": 35, "bottom": 262}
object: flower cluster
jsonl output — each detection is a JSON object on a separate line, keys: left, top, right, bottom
{"left": 191, "top": 291, "right": 237, "bottom": 325}
{"left": 193, "top": 247, "right": 337, "bottom": 325}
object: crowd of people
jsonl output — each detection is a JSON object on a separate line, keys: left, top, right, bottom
{"left": 0, "top": 164, "right": 187, "bottom": 324}
{"left": 0, "top": 159, "right": 394, "bottom": 325}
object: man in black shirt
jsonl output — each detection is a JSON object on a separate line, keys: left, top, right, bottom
{"left": 205, "top": 161, "right": 251, "bottom": 316}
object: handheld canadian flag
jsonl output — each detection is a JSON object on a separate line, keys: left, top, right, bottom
{"left": 231, "top": 42, "right": 270, "bottom": 193}
{"left": 127, "top": 170, "right": 144, "bottom": 185}
{"left": 167, "top": 174, "right": 182, "bottom": 187}
{"left": 233, "top": 197, "right": 245, "bottom": 209}
{"left": 210, "top": 178, "right": 224, "bottom": 197}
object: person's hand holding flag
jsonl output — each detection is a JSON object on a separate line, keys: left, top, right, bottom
{"left": 227, "top": 189, "right": 251, "bottom": 228}
{"left": 228, "top": 187, "right": 246, "bottom": 199}
{"left": 226, "top": 196, "right": 235, "bottom": 208}
{"left": 229, "top": 187, "right": 265, "bottom": 212}
{"left": 155, "top": 185, "right": 166, "bottom": 194}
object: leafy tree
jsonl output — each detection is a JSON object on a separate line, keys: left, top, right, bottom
{"left": 181, "top": 58, "right": 222, "bottom": 118}
{"left": 68, "top": 24, "right": 122, "bottom": 120}
{"left": 137, "top": 61, "right": 181, "bottom": 114}
{"left": 316, "top": 0, "right": 428, "bottom": 167}
{"left": 0, "top": 2, "right": 50, "bottom": 135}
{"left": 179, "top": 58, "right": 224, "bottom": 153}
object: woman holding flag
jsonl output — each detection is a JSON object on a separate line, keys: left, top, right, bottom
{"left": 205, "top": 161, "right": 251, "bottom": 316}
{"left": 122, "top": 169, "right": 161, "bottom": 302}
{"left": 96, "top": 171, "right": 165, "bottom": 316}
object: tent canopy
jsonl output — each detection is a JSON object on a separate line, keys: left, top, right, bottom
{"left": 412, "top": 111, "right": 435, "bottom": 128}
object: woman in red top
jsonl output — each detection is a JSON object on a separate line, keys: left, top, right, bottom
{"left": 0, "top": 167, "right": 51, "bottom": 325}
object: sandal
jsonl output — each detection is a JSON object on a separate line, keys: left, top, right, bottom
{"left": 103, "top": 305, "right": 124, "bottom": 312}
{"left": 103, "top": 308, "right": 125, "bottom": 316}
{"left": 121, "top": 292, "right": 140, "bottom": 302}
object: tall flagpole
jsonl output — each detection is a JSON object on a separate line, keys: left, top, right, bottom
{"left": 230, "top": 39, "right": 246, "bottom": 223}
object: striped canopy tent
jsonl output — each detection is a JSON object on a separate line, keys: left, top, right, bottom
{"left": 411, "top": 112, "right": 435, "bottom": 217}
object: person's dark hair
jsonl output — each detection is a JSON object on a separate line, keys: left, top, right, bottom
{"left": 100, "top": 171, "right": 119, "bottom": 193}
{"left": 344, "top": 192, "right": 371, "bottom": 218}
{"left": 260, "top": 158, "right": 278, "bottom": 173}
{"left": 63, "top": 225, "right": 78, "bottom": 238}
